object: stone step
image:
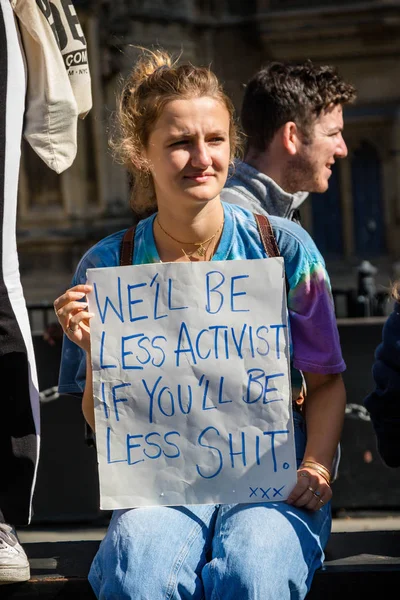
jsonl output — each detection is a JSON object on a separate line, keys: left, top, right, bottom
{"left": 2, "top": 530, "right": 400, "bottom": 599}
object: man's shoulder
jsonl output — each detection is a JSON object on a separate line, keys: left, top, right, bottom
{"left": 221, "top": 176, "right": 265, "bottom": 215}
{"left": 221, "top": 184, "right": 254, "bottom": 201}
{"left": 222, "top": 160, "right": 307, "bottom": 220}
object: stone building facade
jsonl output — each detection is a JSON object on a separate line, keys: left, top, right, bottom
{"left": 17, "top": 0, "right": 400, "bottom": 307}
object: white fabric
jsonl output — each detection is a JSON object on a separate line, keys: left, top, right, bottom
{"left": 11, "top": 0, "right": 92, "bottom": 173}
{"left": 1, "top": 0, "right": 40, "bottom": 524}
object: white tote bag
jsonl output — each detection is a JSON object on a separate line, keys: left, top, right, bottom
{"left": 11, "top": 0, "right": 92, "bottom": 173}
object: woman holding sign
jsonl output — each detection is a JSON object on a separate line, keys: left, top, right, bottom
{"left": 54, "top": 49, "right": 346, "bottom": 600}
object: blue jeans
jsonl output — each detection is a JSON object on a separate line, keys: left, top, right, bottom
{"left": 89, "top": 412, "right": 331, "bottom": 599}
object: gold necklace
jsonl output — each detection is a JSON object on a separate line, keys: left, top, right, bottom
{"left": 156, "top": 216, "right": 224, "bottom": 257}
{"left": 182, "top": 235, "right": 215, "bottom": 261}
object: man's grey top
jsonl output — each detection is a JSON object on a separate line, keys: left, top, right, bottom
{"left": 221, "top": 159, "right": 308, "bottom": 221}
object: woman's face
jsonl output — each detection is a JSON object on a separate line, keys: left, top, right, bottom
{"left": 144, "top": 96, "right": 231, "bottom": 211}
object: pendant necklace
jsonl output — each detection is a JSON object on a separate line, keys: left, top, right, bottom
{"left": 182, "top": 235, "right": 215, "bottom": 261}
{"left": 156, "top": 216, "right": 224, "bottom": 260}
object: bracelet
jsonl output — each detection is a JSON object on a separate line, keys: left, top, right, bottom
{"left": 300, "top": 466, "right": 330, "bottom": 485}
{"left": 300, "top": 461, "right": 331, "bottom": 484}
{"left": 300, "top": 460, "right": 331, "bottom": 479}
{"left": 300, "top": 465, "right": 331, "bottom": 485}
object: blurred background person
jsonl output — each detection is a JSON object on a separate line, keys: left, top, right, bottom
{"left": 0, "top": 0, "right": 91, "bottom": 584}
{"left": 364, "top": 281, "right": 400, "bottom": 467}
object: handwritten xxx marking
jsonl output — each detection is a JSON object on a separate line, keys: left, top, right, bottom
{"left": 249, "top": 486, "right": 285, "bottom": 499}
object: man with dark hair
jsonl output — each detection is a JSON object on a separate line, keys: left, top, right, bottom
{"left": 222, "top": 60, "right": 356, "bottom": 221}
{"left": 221, "top": 60, "right": 356, "bottom": 414}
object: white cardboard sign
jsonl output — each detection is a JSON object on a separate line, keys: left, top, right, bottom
{"left": 86, "top": 258, "right": 296, "bottom": 509}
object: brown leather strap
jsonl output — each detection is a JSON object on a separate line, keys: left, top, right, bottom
{"left": 254, "top": 213, "right": 289, "bottom": 294}
{"left": 120, "top": 225, "right": 136, "bottom": 266}
{"left": 254, "top": 213, "right": 280, "bottom": 258}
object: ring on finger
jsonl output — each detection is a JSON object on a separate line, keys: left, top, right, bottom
{"left": 307, "top": 486, "right": 315, "bottom": 494}
{"left": 313, "top": 490, "right": 322, "bottom": 498}
{"left": 299, "top": 472, "right": 309, "bottom": 479}
{"left": 67, "top": 325, "right": 77, "bottom": 334}
{"left": 319, "top": 499, "right": 324, "bottom": 505}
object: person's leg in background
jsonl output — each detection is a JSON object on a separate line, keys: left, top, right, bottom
{"left": 0, "top": 0, "right": 40, "bottom": 584}
{"left": 0, "top": 354, "right": 37, "bottom": 584}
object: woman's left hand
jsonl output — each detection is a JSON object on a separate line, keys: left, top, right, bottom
{"left": 286, "top": 468, "right": 332, "bottom": 511}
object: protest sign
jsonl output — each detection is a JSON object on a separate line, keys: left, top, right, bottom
{"left": 86, "top": 258, "right": 296, "bottom": 510}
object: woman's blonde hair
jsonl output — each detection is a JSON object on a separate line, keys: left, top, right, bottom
{"left": 110, "top": 48, "right": 240, "bottom": 218}
{"left": 393, "top": 280, "right": 400, "bottom": 302}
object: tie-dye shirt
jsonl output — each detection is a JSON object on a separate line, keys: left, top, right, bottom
{"left": 58, "top": 202, "right": 345, "bottom": 394}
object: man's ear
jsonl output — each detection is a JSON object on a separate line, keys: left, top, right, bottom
{"left": 282, "top": 122, "right": 299, "bottom": 156}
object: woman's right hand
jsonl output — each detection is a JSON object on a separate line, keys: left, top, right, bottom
{"left": 53, "top": 284, "right": 94, "bottom": 354}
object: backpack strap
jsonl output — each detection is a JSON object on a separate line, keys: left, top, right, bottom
{"left": 120, "top": 225, "right": 137, "bottom": 266}
{"left": 254, "top": 213, "right": 280, "bottom": 258}
{"left": 254, "top": 213, "right": 289, "bottom": 295}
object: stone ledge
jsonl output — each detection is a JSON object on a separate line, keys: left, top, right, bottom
{"left": 2, "top": 531, "right": 400, "bottom": 599}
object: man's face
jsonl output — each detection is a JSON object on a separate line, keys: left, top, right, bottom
{"left": 285, "top": 104, "right": 347, "bottom": 194}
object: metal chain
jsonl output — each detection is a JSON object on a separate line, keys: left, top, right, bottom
{"left": 38, "top": 388, "right": 371, "bottom": 424}
{"left": 345, "top": 403, "right": 371, "bottom": 421}
{"left": 37, "top": 389, "right": 372, "bottom": 421}
{"left": 39, "top": 386, "right": 60, "bottom": 403}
